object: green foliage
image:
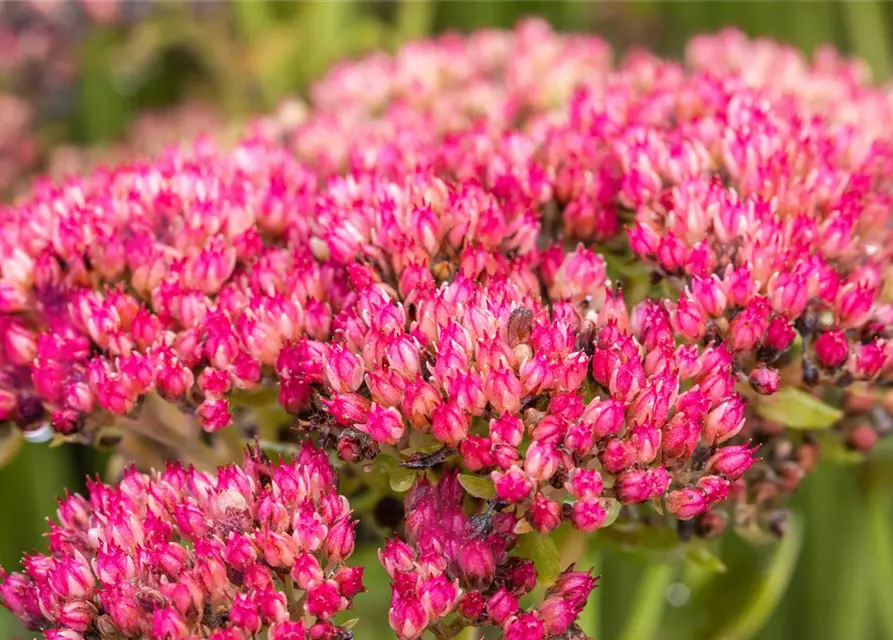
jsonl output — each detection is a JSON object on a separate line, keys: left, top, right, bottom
{"left": 515, "top": 532, "right": 562, "bottom": 586}
{"left": 753, "top": 387, "right": 844, "bottom": 430}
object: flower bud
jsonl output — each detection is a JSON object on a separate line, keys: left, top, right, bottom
{"left": 487, "top": 587, "right": 519, "bottom": 625}
{"left": 707, "top": 445, "right": 758, "bottom": 480}
{"left": 390, "top": 594, "right": 430, "bottom": 640}
{"left": 529, "top": 493, "right": 563, "bottom": 534}
{"left": 492, "top": 466, "right": 534, "bottom": 504}
{"left": 815, "top": 330, "right": 848, "bottom": 369}
{"left": 570, "top": 499, "right": 608, "bottom": 532}
{"left": 666, "top": 488, "right": 709, "bottom": 520}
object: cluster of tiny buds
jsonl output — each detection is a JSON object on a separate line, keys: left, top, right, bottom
{"left": 3, "top": 21, "right": 893, "bottom": 637}
{"left": 380, "top": 472, "right": 598, "bottom": 640}
{"left": 0, "top": 443, "right": 363, "bottom": 639}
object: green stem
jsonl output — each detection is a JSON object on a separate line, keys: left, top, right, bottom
{"left": 840, "top": 0, "right": 892, "bottom": 80}
{"left": 395, "top": 0, "right": 435, "bottom": 42}
{"left": 578, "top": 541, "right": 602, "bottom": 638}
{"left": 869, "top": 484, "right": 893, "bottom": 638}
{"left": 710, "top": 515, "right": 804, "bottom": 640}
{"left": 618, "top": 562, "right": 674, "bottom": 640}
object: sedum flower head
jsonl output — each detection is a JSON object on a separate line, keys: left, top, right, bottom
{"left": 0, "top": 443, "right": 362, "bottom": 639}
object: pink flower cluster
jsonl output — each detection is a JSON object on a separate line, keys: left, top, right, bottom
{"left": 381, "top": 472, "right": 597, "bottom": 640}
{"left": 0, "top": 444, "right": 363, "bottom": 639}
{"left": 3, "top": 18, "right": 893, "bottom": 636}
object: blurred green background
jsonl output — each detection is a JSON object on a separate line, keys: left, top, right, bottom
{"left": 2, "top": 1, "right": 893, "bottom": 638}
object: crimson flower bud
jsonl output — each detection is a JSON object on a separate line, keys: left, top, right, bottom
{"left": 815, "top": 330, "right": 849, "bottom": 369}
{"left": 671, "top": 296, "right": 707, "bottom": 341}
{"left": 57, "top": 600, "right": 95, "bottom": 633}
{"left": 333, "top": 566, "right": 365, "bottom": 600}
{"left": 487, "top": 587, "right": 519, "bottom": 625}
{"left": 583, "top": 398, "right": 625, "bottom": 440}
{"left": 765, "top": 316, "right": 795, "bottom": 352}
{"left": 458, "top": 436, "right": 496, "bottom": 472}
{"left": 293, "top": 553, "right": 325, "bottom": 590}
{"left": 457, "top": 539, "right": 496, "bottom": 590}
{"left": 503, "top": 611, "right": 546, "bottom": 640}
{"left": 749, "top": 367, "right": 780, "bottom": 395}
{"left": 529, "top": 493, "right": 563, "bottom": 534}
{"left": 269, "top": 621, "right": 307, "bottom": 640}
{"left": 566, "top": 468, "right": 604, "bottom": 500}
{"left": 389, "top": 593, "right": 429, "bottom": 640}
{"left": 492, "top": 466, "right": 534, "bottom": 504}
{"left": 379, "top": 538, "right": 416, "bottom": 578}
{"left": 230, "top": 593, "right": 262, "bottom": 633}
{"left": 570, "top": 499, "right": 608, "bottom": 532}
{"left": 539, "top": 595, "right": 579, "bottom": 637}
{"left": 458, "top": 592, "right": 486, "bottom": 620}
{"left": 419, "top": 574, "right": 460, "bottom": 620}
{"left": 431, "top": 402, "right": 470, "bottom": 447}
{"left": 324, "top": 517, "right": 356, "bottom": 563}
{"left": 707, "top": 445, "right": 758, "bottom": 480}
{"left": 325, "top": 346, "right": 365, "bottom": 393}
{"left": 600, "top": 437, "right": 637, "bottom": 473}
{"left": 697, "top": 475, "right": 731, "bottom": 504}
{"left": 615, "top": 469, "right": 656, "bottom": 504}
{"left": 151, "top": 606, "right": 190, "bottom": 639}
{"left": 358, "top": 404, "right": 406, "bottom": 446}
{"left": 305, "top": 580, "right": 346, "bottom": 620}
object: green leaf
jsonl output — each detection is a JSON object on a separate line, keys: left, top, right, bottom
{"left": 515, "top": 532, "right": 561, "bottom": 585}
{"left": 710, "top": 515, "right": 804, "bottom": 640}
{"left": 753, "top": 387, "right": 843, "bottom": 430}
{"left": 341, "top": 618, "right": 360, "bottom": 631}
{"left": 601, "top": 498, "right": 622, "bottom": 529}
{"left": 389, "top": 466, "right": 418, "bottom": 493}
{"left": 457, "top": 474, "right": 496, "bottom": 500}
{"left": 686, "top": 544, "right": 727, "bottom": 574}
{"left": 815, "top": 430, "right": 865, "bottom": 466}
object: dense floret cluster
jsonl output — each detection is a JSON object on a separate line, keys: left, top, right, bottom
{"left": 0, "top": 444, "right": 363, "bottom": 639}
{"left": 3, "top": 20, "right": 893, "bottom": 639}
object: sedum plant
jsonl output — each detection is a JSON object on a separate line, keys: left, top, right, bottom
{"left": 2, "top": 20, "right": 893, "bottom": 639}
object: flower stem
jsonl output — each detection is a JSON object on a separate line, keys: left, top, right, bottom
{"left": 709, "top": 514, "right": 803, "bottom": 640}
{"left": 869, "top": 481, "right": 893, "bottom": 638}
{"left": 578, "top": 541, "right": 602, "bottom": 637}
{"left": 618, "top": 562, "right": 673, "bottom": 640}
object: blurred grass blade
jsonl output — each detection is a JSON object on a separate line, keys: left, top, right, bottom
{"left": 869, "top": 486, "right": 893, "bottom": 637}
{"left": 232, "top": 0, "right": 275, "bottom": 42}
{"left": 710, "top": 515, "right": 804, "bottom": 640}
{"left": 618, "top": 562, "right": 674, "bottom": 640}
{"left": 840, "top": 0, "right": 892, "bottom": 79}
{"left": 578, "top": 541, "right": 602, "bottom": 637}
{"left": 396, "top": 0, "right": 435, "bottom": 41}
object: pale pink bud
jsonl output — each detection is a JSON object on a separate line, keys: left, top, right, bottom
{"left": 524, "top": 441, "right": 560, "bottom": 482}
{"left": 704, "top": 396, "right": 746, "bottom": 445}
{"left": 431, "top": 402, "right": 470, "bottom": 447}
{"left": 389, "top": 593, "right": 430, "bottom": 640}
{"left": 358, "top": 404, "right": 405, "bottom": 446}
{"left": 666, "top": 488, "right": 709, "bottom": 520}
{"left": 325, "top": 346, "right": 365, "bottom": 393}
